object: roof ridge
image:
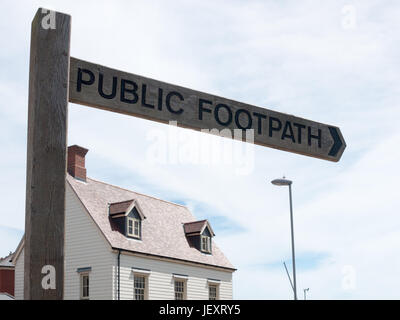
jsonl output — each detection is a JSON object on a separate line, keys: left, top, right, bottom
{"left": 184, "top": 219, "right": 207, "bottom": 225}
{"left": 85, "top": 176, "right": 189, "bottom": 209}
{"left": 109, "top": 199, "right": 134, "bottom": 205}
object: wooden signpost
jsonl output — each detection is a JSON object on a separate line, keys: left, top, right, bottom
{"left": 25, "top": 9, "right": 70, "bottom": 300}
{"left": 25, "top": 8, "right": 346, "bottom": 299}
{"left": 69, "top": 58, "right": 345, "bottom": 162}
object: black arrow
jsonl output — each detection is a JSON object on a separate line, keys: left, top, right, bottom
{"left": 328, "top": 127, "right": 343, "bottom": 157}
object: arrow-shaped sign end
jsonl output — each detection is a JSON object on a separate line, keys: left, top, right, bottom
{"left": 328, "top": 126, "right": 346, "bottom": 160}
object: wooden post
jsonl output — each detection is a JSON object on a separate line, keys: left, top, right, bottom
{"left": 24, "top": 8, "right": 71, "bottom": 300}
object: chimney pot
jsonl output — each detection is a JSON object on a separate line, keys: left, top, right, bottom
{"left": 67, "top": 145, "right": 89, "bottom": 181}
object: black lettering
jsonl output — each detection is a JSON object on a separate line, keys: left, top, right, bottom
{"left": 269, "top": 117, "right": 282, "bottom": 137}
{"left": 235, "top": 109, "right": 252, "bottom": 130}
{"left": 157, "top": 88, "right": 163, "bottom": 110}
{"left": 166, "top": 91, "right": 184, "bottom": 114}
{"left": 198, "top": 99, "right": 212, "bottom": 120}
{"left": 214, "top": 104, "right": 232, "bottom": 126}
{"left": 77, "top": 68, "right": 94, "bottom": 92}
{"left": 281, "top": 121, "right": 295, "bottom": 142}
{"left": 141, "top": 84, "right": 155, "bottom": 109}
{"left": 98, "top": 73, "right": 117, "bottom": 99}
{"left": 120, "top": 79, "right": 138, "bottom": 104}
{"left": 293, "top": 123, "right": 306, "bottom": 144}
{"left": 253, "top": 112, "right": 267, "bottom": 134}
{"left": 308, "top": 127, "right": 322, "bottom": 148}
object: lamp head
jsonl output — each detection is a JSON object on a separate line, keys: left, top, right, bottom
{"left": 271, "top": 177, "right": 292, "bottom": 186}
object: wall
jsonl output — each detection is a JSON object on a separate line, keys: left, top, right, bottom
{"left": 14, "top": 250, "right": 23, "bottom": 300}
{"left": 64, "top": 182, "right": 114, "bottom": 300}
{"left": 113, "top": 252, "right": 233, "bottom": 300}
{"left": 0, "top": 268, "right": 15, "bottom": 297}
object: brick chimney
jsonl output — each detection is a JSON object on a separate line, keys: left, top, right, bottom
{"left": 67, "top": 145, "right": 89, "bottom": 181}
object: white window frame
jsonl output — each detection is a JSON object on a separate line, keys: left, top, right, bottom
{"left": 127, "top": 217, "right": 141, "bottom": 238}
{"left": 201, "top": 235, "right": 211, "bottom": 253}
{"left": 80, "top": 272, "right": 90, "bottom": 300}
{"left": 208, "top": 283, "right": 219, "bottom": 300}
{"left": 174, "top": 278, "right": 187, "bottom": 300}
{"left": 133, "top": 273, "right": 148, "bottom": 300}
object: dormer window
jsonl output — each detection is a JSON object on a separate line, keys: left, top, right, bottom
{"left": 201, "top": 235, "right": 211, "bottom": 253}
{"left": 109, "top": 199, "right": 146, "bottom": 240}
{"left": 183, "top": 220, "right": 215, "bottom": 254}
{"left": 127, "top": 217, "right": 141, "bottom": 238}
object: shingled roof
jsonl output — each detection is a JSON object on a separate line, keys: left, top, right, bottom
{"left": 67, "top": 174, "right": 235, "bottom": 271}
{"left": 0, "top": 252, "right": 14, "bottom": 268}
{"left": 108, "top": 199, "right": 134, "bottom": 215}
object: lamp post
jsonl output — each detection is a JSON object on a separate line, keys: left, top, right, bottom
{"left": 303, "top": 288, "right": 309, "bottom": 300}
{"left": 271, "top": 177, "right": 297, "bottom": 300}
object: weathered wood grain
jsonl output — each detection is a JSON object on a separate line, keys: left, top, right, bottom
{"left": 25, "top": 8, "right": 71, "bottom": 300}
{"left": 69, "top": 57, "right": 345, "bottom": 162}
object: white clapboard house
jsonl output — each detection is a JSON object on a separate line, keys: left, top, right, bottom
{"left": 13, "top": 145, "right": 235, "bottom": 300}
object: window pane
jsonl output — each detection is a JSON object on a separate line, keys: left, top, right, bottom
{"left": 174, "top": 281, "right": 185, "bottom": 300}
{"left": 209, "top": 285, "right": 217, "bottom": 300}
{"left": 134, "top": 275, "right": 146, "bottom": 300}
{"left": 81, "top": 274, "right": 89, "bottom": 298}
{"left": 134, "top": 220, "right": 140, "bottom": 236}
{"left": 128, "top": 219, "right": 133, "bottom": 235}
{"left": 202, "top": 236, "right": 210, "bottom": 252}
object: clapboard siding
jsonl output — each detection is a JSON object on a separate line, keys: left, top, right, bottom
{"left": 113, "top": 253, "right": 232, "bottom": 300}
{"left": 14, "top": 248, "right": 24, "bottom": 300}
{"left": 64, "top": 182, "right": 114, "bottom": 300}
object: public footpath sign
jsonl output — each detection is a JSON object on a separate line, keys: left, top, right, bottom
{"left": 25, "top": 8, "right": 346, "bottom": 299}
{"left": 70, "top": 58, "right": 345, "bottom": 162}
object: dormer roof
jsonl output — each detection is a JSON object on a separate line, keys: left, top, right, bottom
{"left": 109, "top": 199, "right": 145, "bottom": 219}
{"left": 183, "top": 220, "right": 215, "bottom": 237}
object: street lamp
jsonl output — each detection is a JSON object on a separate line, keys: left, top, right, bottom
{"left": 271, "top": 177, "right": 297, "bottom": 300}
{"left": 303, "top": 288, "right": 309, "bottom": 300}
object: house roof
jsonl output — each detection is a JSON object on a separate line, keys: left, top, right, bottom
{"left": 67, "top": 174, "right": 235, "bottom": 271}
{"left": 184, "top": 220, "right": 215, "bottom": 236}
{"left": 0, "top": 292, "right": 14, "bottom": 300}
{"left": 0, "top": 252, "right": 14, "bottom": 268}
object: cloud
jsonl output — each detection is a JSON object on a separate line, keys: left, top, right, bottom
{"left": 0, "top": 0, "right": 399, "bottom": 299}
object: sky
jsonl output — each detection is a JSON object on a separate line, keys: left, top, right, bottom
{"left": 0, "top": 0, "right": 399, "bottom": 299}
